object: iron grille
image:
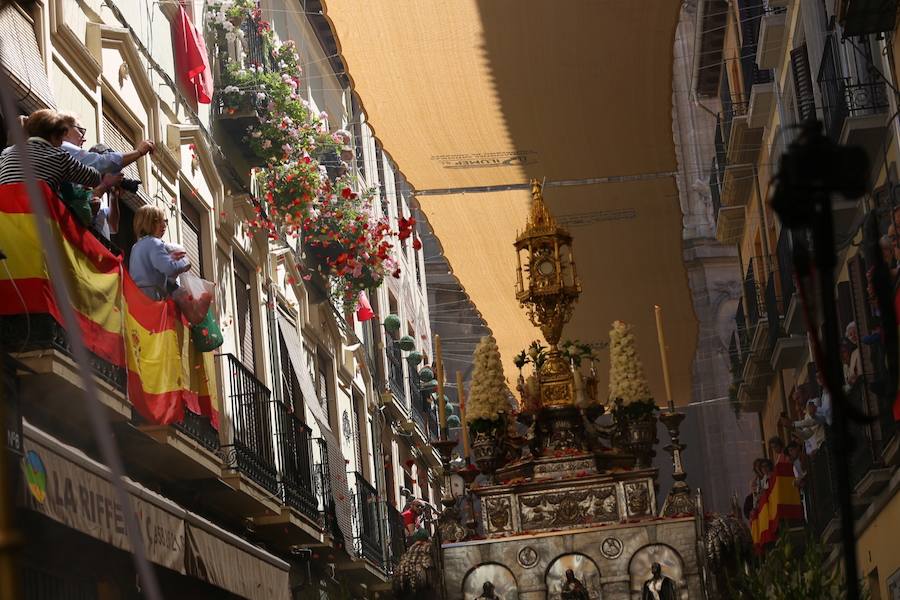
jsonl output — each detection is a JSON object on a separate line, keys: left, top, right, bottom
{"left": 387, "top": 337, "right": 405, "bottom": 402}
{"left": 350, "top": 471, "right": 384, "bottom": 566}
{"left": 276, "top": 404, "right": 319, "bottom": 521}
{"left": 217, "top": 353, "right": 278, "bottom": 493}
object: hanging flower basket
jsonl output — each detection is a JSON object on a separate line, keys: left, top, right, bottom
{"left": 383, "top": 314, "right": 401, "bottom": 333}
{"left": 398, "top": 335, "right": 416, "bottom": 351}
{"left": 418, "top": 367, "right": 434, "bottom": 382}
{"left": 406, "top": 350, "right": 423, "bottom": 365}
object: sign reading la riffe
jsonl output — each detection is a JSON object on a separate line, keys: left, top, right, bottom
{"left": 21, "top": 436, "right": 185, "bottom": 572}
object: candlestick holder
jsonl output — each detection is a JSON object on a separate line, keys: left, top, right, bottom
{"left": 659, "top": 410, "right": 694, "bottom": 517}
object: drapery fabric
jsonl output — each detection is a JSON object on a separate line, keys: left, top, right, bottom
{"left": 173, "top": 5, "right": 213, "bottom": 104}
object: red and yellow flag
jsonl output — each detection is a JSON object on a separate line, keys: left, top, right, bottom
{"left": 0, "top": 183, "right": 218, "bottom": 427}
{"left": 750, "top": 456, "right": 804, "bottom": 549}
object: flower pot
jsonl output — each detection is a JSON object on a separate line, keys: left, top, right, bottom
{"left": 621, "top": 414, "right": 658, "bottom": 469}
{"left": 383, "top": 314, "right": 401, "bottom": 334}
{"left": 418, "top": 367, "right": 434, "bottom": 382}
{"left": 398, "top": 335, "right": 416, "bottom": 351}
{"left": 406, "top": 350, "right": 423, "bottom": 366}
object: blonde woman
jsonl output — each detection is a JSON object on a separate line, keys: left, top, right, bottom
{"left": 129, "top": 205, "right": 190, "bottom": 300}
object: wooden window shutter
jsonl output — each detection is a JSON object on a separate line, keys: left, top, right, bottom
{"left": 0, "top": 3, "right": 55, "bottom": 113}
{"left": 790, "top": 44, "right": 816, "bottom": 122}
{"left": 233, "top": 259, "right": 256, "bottom": 374}
{"left": 180, "top": 200, "right": 203, "bottom": 277}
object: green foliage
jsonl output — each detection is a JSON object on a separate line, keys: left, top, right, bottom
{"left": 728, "top": 535, "right": 866, "bottom": 600}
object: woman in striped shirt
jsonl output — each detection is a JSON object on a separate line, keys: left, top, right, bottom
{"left": 0, "top": 109, "right": 121, "bottom": 195}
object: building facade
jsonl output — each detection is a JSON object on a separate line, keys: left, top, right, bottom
{"left": 0, "top": 0, "right": 441, "bottom": 598}
{"left": 693, "top": 0, "right": 899, "bottom": 596}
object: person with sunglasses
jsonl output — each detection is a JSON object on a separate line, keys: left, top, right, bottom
{"left": 58, "top": 113, "right": 155, "bottom": 174}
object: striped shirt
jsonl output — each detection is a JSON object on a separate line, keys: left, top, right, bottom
{"left": 0, "top": 137, "right": 101, "bottom": 191}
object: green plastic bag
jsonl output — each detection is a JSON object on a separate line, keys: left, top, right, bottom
{"left": 191, "top": 308, "right": 223, "bottom": 352}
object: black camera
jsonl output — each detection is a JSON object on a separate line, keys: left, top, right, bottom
{"left": 87, "top": 143, "right": 141, "bottom": 194}
{"left": 770, "top": 120, "right": 868, "bottom": 229}
{"left": 120, "top": 178, "right": 141, "bottom": 194}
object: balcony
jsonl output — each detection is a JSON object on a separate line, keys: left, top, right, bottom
{"left": 253, "top": 405, "right": 322, "bottom": 546}
{"left": 314, "top": 438, "right": 341, "bottom": 541}
{"left": 806, "top": 437, "right": 841, "bottom": 543}
{"left": 837, "top": 0, "right": 899, "bottom": 36}
{"left": 386, "top": 338, "right": 406, "bottom": 405}
{"left": 818, "top": 35, "right": 890, "bottom": 156}
{"left": 385, "top": 503, "right": 407, "bottom": 572}
{"left": 695, "top": 0, "right": 729, "bottom": 96}
{"left": 756, "top": 3, "right": 787, "bottom": 70}
{"left": 349, "top": 471, "right": 384, "bottom": 568}
{"left": 0, "top": 314, "right": 130, "bottom": 442}
{"left": 216, "top": 353, "right": 281, "bottom": 514}
{"left": 721, "top": 106, "right": 761, "bottom": 209}
{"left": 277, "top": 409, "right": 319, "bottom": 520}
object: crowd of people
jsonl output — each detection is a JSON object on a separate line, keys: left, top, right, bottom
{"left": 0, "top": 109, "right": 191, "bottom": 301}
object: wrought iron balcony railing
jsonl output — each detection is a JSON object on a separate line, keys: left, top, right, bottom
{"left": 385, "top": 502, "right": 407, "bottom": 571}
{"left": 276, "top": 404, "right": 319, "bottom": 521}
{"left": 743, "top": 258, "right": 763, "bottom": 326}
{"left": 806, "top": 435, "right": 839, "bottom": 539}
{"left": 217, "top": 353, "right": 278, "bottom": 493}
{"left": 0, "top": 314, "right": 125, "bottom": 392}
{"left": 314, "top": 438, "right": 340, "bottom": 539}
{"left": 173, "top": 409, "right": 220, "bottom": 452}
{"left": 765, "top": 275, "right": 783, "bottom": 353}
{"left": 818, "top": 35, "right": 890, "bottom": 141}
{"left": 776, "top": 228, "right": 796, "bottom": 303}
{"left": 714, "top": 115, "right": 727, "bottom": 181}
{"left": 350, "top": 471, "right": 384, "bottom": 566}
{"left": 709, "top": 157, "right": 722, "bottom": 218}
{"left": 739, "top": 0, "right": 774, "bottom": 100}
{"left": 409, "top": 376, "right": 439, "bottom": 440}
{"left": 386, "top": 338, "right": 406, "bottom": 403}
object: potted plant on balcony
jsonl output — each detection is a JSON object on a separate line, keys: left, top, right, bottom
{"left": 607, "top": 320, "right": 658, "bottom": 468}
{"left": 466, "top": 335, "right": 512, "bottom": 482}
{"left": 406, "top": 350, "right": 423, "bottom": 366}
{"left": 300, "top": 177, "right": 397, "bottom": 306}
{"left": 418, "top": 366, "right": 434, "bottom": 382}
{"left": 398, "top": 335, "right": 416, "bottom": 352}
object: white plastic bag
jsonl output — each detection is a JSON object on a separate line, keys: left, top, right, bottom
{"left": 173, "top": 272, "right": 215, "bottom": 325}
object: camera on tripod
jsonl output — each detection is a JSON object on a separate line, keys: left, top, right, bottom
{"left": 770, "top": 120, "right": 868, "bottom": 229}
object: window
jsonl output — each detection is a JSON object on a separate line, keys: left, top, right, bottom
{"left": 351, "top": 389, "right": 364, "bottom": 471}
{"left": 790, "top": 44, "right": 816, "bottom": 122}
{"left": 233, "top": 258, "right": 256, "bottom": 374}
{"left": 102, "top": 110, "right": 140, "bottom": 183}
{"left": 0, "top": 2, "right": 55, "bottom": 114}
{"left": 279, "top": 319, "right": 305, "bottom": 416}
{"left": 180, "top": 198, "right": 204, "bottom": 277}
{"left": 316, "top": 349, "right": 333, "bottom": 425}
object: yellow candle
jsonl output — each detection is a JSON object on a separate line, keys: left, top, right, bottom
{"left": 654, "top": 305, "right": 674, "bottom": 411}
{"left": 435, "top": 335, "right": 447, "bottom": 435}
{"left": 457, "top": 371, "right": 469, "bottom": 459}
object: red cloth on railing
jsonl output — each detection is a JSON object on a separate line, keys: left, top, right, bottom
{"left": 173, "top": 5, "right": 213, "bottom": 104}
{"left": 356, "top": 290, "right": 374, "bottom": 322}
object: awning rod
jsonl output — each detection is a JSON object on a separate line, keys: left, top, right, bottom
{"left": 414, "top": 171, "right": 677, "bottom": 196}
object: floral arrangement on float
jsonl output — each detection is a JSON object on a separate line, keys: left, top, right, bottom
{"left": 206, "top": 1, "right": 405, "bottom": 307}
{"left": 465, "top": 336, "right": 512, "bottom": 481}
{"left": 607, "top": 320, "right": 658, "bottom": 468}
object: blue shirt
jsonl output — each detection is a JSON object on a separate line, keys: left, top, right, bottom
{"left": 129, "top": 236, "right": 189, "bottom": 300}
{"left": 60, "top": 141, "right": 124, "bottom": 174}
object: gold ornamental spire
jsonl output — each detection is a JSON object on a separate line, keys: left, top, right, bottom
{"left": 527, "top": 179, "right": 557, "bottom": 231}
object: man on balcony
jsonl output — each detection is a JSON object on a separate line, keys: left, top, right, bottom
{"left": 792, "top": 400, "right": 826, "bottom": 456}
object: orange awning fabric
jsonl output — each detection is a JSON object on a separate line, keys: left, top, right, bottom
{"left": 323, "top": 0, "right": 696, "bottom": 404}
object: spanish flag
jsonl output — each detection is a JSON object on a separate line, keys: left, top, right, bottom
{"left": 750, "top": 456, "right": 804, "bottom": 550}
{"left": 0, "top": 183, "right": 218, "bottom": 426}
